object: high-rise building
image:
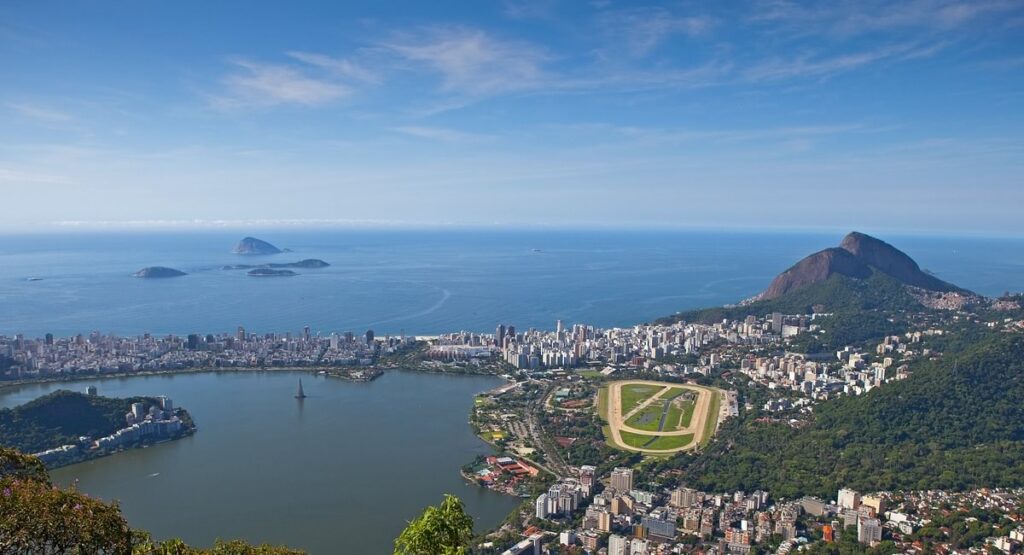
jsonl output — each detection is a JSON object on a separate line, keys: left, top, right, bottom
{"left": 496, "top": 325, "right": 506, "bottom": 348}
{"left": 608, "top": 534, "right": 629, "bottom": 555}
{"left": 772, "top": 312, "right": 783, "bottom": 333}
{"left": 556, "top": 320, "right": 564, "bottom": 334}
{"left": 579, "top": 465, "right": 596, "bottom": 492}
{"left": 236, "top": 326, "right": 246, "bottom": 342}
{"left": 857, "top": 517, "right": 882, "bottom": 544}
{"left": 611, "top": 467, "right": 634, "bottom": 493}
{"left": 535, "top": 494, "right": 549, "bottom": 519}
{"left": 838, "top": 488, "right": 861, "bottom": 510}
{"left": 303, "top": 326, "right": 311, "bottom": 342}
{"left": 671, "top": 487, "right": 699, "bottom": 508}
{"left": 365, "top": 329, "right": 375, "bottom": 346}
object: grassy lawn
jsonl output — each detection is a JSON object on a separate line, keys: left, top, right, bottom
{"left": 619, "top": 384, "right": 662, "bottom": 413}
{"left": 644, "top": 433, "right": 695, "bottom": 451}
{"left": 619, "top": 431, "right": 655, "bottom": 449}
{"left": 576, "top": 369, "right": 605, "bottom": 379}
{"left": 661, "top": 386, "right": 685, "bottom": 400}
{"left": 676, "top": 398, "right": 696, "bottom": 428}
{"left": 700, "top": 390, "right": 722, "bottom": 447}
{"left": 619, "top": 431, "right": 696, "bottom": 451}
{"left": 625, "top": 402, "right": 666, "bottom": 431}
{"left": 597, "top": 386, "right": 608, "bottom": 421}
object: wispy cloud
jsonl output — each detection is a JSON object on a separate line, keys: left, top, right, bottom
{"left": 285, "top": 52, "right": 381, "bottom": 83}
{"left": 392, "top": 126, "right": 494, "bottom": 143}
{"left": 383, "top": 26, "right": 550, "bottom": 97}
{"left": 501, "top": 0, "right": 558, "bottom": 20}
{"left": 212, "top": 58, "right": 352, "bottom": 109}
{"left": 597, "top": 7, "right": 714, "bottom": 56}
{"left": 750, "top": 0, "right": 1021, "bottom": 37}
{"left": 0, "top": 167, "right": 75, "bottom": 185}
{"left": 6, "top": 102, "right": 74, "bottom": 123}
{"left": 742, "top": 42, "right": 947, "bottom": 82}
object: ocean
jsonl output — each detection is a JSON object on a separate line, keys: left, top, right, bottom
{"left": 0, "top": 228, "right": 1022, "bottom": 338}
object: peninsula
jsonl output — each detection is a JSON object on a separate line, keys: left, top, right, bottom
{"left": 0, "top": 389, "right": 195, "bottom": 468}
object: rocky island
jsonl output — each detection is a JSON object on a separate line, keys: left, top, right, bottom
{"left": 223, "top": 259, "right": 329, "bottom": 270}
{"left": 134, "top": 266, "right": 187, "bottom": 278}
{"left": 232, "top": 236, "right": 283, "bottom": 255}
{"left": 247, "top": 268, "right": 298, "bottom": 277}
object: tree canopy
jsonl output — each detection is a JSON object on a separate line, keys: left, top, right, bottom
{"left": 394, "top": 494, "right": 475, "bottom": 555}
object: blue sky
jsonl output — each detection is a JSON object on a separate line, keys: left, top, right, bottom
{"left": 1, "top": 0, "right": 1022, "bottom": 234}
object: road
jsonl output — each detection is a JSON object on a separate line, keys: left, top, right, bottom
{"left": 524, "top": 383, "right": 572, "bottom": 478}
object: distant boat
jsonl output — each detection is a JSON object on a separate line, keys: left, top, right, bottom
{"left": 295, "top": 378, "right": 307, "bottom": 399}
{"left": 26, "top": 277, "right": 43, "bottom": 282}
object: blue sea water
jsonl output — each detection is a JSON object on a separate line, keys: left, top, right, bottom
{"left": 0, "top": 229, "right": 1022, "bottom": 338}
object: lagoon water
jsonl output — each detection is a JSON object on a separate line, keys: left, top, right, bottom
{"left": 0, "top": 371, "right": 519, "bottom": 554}
{"left": 1, "top": 229, "right": 1021, "bottom": 338}
{"left": 1, "top": 228, "right": 1023, "bottom": 552}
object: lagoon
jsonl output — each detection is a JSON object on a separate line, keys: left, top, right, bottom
{"left": 0, "top": 370, "right": 521, "bottom": 554}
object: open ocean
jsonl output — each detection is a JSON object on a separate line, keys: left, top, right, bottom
{"left": 1, "top": 229, "right": 1022, "bottom": 338}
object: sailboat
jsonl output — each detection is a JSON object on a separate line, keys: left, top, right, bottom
{"left": 295, "top": 378, "right": 307, "bottom": 399}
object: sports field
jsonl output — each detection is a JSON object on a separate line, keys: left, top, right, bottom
{"left": 599, "top": 380, "right": 724, "bottom": 455}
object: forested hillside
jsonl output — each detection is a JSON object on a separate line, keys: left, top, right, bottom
{"left": 677, "top": 332, "right": 1024, "bottom": 498}
{"left": 0, "top": 390, "right": 154, "bottom": 453}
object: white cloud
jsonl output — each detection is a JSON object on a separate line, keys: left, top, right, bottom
{"left": 741, "top": 42, "right": 947, "bottom": 82}
{"left": 597, "top": 7, "right": 714, "bottom": 56}
{"left": 214, "top": 58, "right": 351, "bottom": 108}
{"left": 286, "top": 51, "right": 381, "bottom": 83}
{"left": 392, "top": 126, "right": 493, "bottom": 143}
{"left": 6, "top": 102, "right": 74, "bottom": 123}
{"left": 384, "top": 26, "right": 550, "bottom": 97}
{"left": 749, "top": 0, "right": 1020, "bottom": 36}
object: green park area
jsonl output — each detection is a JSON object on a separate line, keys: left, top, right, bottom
{"left": 619, "top": 431, "right": 695, "bottom": 452}
{"left": 700, "top": 391, "right": 721, "bottom": 447}
{"left": 619, "top": 384, "right": 663, "bottom": 413}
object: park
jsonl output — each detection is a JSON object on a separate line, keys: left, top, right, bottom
{"left": 598, "top": 380, "right": 724, "bottom": 455}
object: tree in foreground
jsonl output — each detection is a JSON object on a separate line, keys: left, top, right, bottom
{"left": 0, "top": 446, "right": 303, "bottom": 554}
{"left": 394, "top": 494, "right": 475, "bottom": 555}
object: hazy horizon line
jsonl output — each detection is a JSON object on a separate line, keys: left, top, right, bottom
{"left": 0, "top": 219, "right": 1021, "bottom": 241}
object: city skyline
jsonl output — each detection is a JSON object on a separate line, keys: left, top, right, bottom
{"left": 2, "top": 1, "right": 1023, "bottom": 234}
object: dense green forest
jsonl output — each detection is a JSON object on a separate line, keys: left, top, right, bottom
{"left": 674, "top": 332, "right": 1024, "bottom": 498}
{"left": 0, "top": 390, "right": 161, "bottom": 453}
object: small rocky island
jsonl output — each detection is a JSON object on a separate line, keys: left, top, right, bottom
{"left": 247, "top": 268, "right": 298, "bottom": 277}
{"left": 233, "top": 236, "right": 283, "bottom": 255}
{"left": 134, "top": 266, "right": 187, "bottom": 278}
{"left": 223, "top": 259, "right": 329, "bottom": 270}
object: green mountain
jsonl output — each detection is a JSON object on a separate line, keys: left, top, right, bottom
{"left": 678, "top": 332, "right": 1024, "bottom": 498}
{"left": 660, "top": 232, "right": 973, "bottom": 326}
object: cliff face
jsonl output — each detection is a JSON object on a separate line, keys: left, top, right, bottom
{"left": 758, "top": 232, "right": 964, "bottom": 301}
{"left": 761, "top": 248, "right": 871, "bottom": 300}
{"left": 839, "top": 232, "right": 960, "bottom": 292}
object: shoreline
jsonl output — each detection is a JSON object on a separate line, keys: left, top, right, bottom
{"left": 2, "top": 362, "right": 528, "bottom": 539}
{"left": 0, "top": 365, "right": 389, "bottom": 393}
